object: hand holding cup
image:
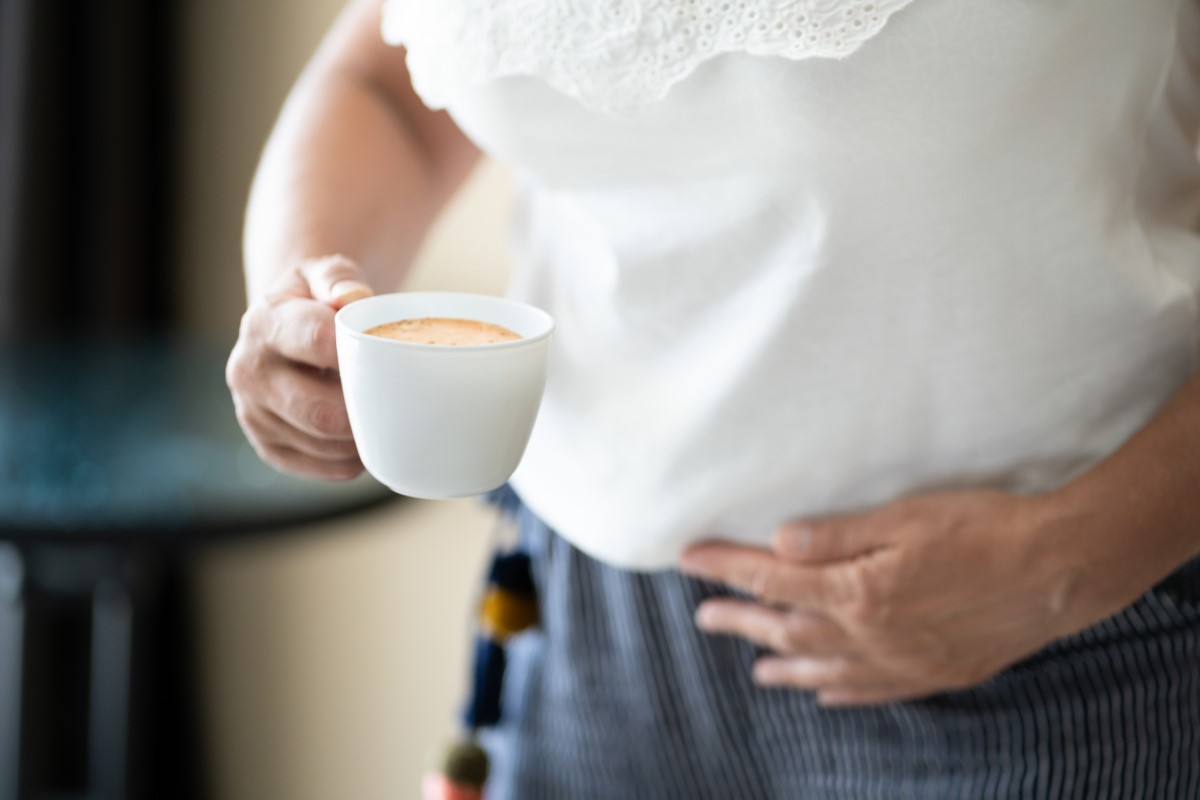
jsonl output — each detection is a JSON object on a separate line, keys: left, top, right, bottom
{"left": 226, "top": 255, "right": 373, "bottom": 480}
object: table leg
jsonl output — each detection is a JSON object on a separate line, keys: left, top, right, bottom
{"left": 13, "top": 546, "right": 206, "bottom": 800}
{"left": 89, "top": 577, "right": 133, "bottom": 800}
{"left": 0, "top": 545, "right": 22, "bottom": 800}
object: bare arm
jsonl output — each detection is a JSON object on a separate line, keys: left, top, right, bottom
{"left": 1042, "top": 370, "right": 1200, "bottom": 615}
{"left": 244, "top": 0, "right": 479, "bottom": 298}
{"left": 228, "top": 0, "right": 480, "bottom": 480}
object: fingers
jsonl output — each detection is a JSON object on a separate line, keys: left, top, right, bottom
{"left": 247, "top": 255, "right": 373, "bottom": 370}
{"left": 695, "top": 599, "right": 849, "bottom": 657}
{"left": 234, "top": 379, "right": 360, "bottom": 481}
{"left": 228, "top": 255, "right": 373, "bottom": 483}
{"left": 231, "top": 353, "right": 354, "bottom": 442}
{"left": 754, "top": 651, "right": 938, "bottom": 705}
{"left": 692, "top": 603, "right": 937, "bottom": 704}
{"left": 681, "top": 544, "right": 842, "bottom": 609}
{"left": 774, "top": 514, "right": 890, "bottom": 565}
{"left": 260, "top": 297, "right": 340, "bottom": 370}
{"left": 752, "top": 656, "right": 881, "bottom": 695}
{"left": 815, "top": 685, "right": 941, "bottom": 707}
{"left": 299, "top": 254, "right": 373, "bottom": 309}
{"left": 264, "top": 361, "right": 353, "bottom": 439}
{"left": 254, "top": 442, "right": 363, "bottom": 481}
{"left": 243, "top": 407, "right": 360, "bottom": 461}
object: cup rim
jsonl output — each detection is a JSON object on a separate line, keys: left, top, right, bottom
{"left": 334, "top": 291, "right": 555, "bottom": 353}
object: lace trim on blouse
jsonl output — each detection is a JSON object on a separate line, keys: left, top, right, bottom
{"left": 382, "top": 0, "right": 919, "bottom": 114}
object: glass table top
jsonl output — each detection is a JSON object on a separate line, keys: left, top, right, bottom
{"left": 0, "top": 340, "right": 393, "bottom": 542}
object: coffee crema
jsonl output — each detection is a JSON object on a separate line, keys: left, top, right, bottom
{"left": 364, "top": 317, "right": 522, "bottom": 346}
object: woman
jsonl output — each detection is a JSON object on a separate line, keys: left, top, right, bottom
{"left": 226, "top": 0, "right": 1200, "bottom": 796}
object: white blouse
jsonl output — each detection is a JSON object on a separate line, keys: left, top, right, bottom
{"left": 383, "top": 0, "right": 1200, "bottom": 571}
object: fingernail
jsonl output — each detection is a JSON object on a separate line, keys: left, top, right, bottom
{"left": 694, "top": 604, "right": 716, "bottom": 630}
{"left": 330, "top": 280, "right": 372, "bottom": 307}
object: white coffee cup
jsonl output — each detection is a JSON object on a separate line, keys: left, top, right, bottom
{"left": 334, "top": 292, "right": 554, "bottom": 499}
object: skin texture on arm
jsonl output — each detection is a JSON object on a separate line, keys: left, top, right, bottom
{"left": 243, "top": 0, "right": 479, "bottom": 299}
{"left": 1042, "top": 369, "right": 1200, "bottom": 617}
{"left": 228, "top": 0, "right": 480, "bottom": 480}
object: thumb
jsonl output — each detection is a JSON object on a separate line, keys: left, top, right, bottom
{"left": 773, "top": 510, "right": 887, "bottom": 564}
{"left": 300, "top": 254, "right": 374, "bottom": 310}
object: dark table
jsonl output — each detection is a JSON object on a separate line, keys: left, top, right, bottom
{"left": 0, "top": 341, "right": 393, "bottom": 800}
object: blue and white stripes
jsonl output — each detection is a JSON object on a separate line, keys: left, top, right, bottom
{"left": 483, "top": 491, "right": 1200, "bottom": 799}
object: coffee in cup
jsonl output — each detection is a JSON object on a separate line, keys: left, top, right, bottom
{"left": 364, "top": 317, "right": 521, "bottom": 346}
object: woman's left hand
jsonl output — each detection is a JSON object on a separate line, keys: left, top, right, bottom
{"left": 680, "top": 489, "right": 1119, "bottom": 706}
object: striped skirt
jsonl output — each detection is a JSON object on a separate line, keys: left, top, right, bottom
{"left": 481, "top": 488, "right": 1200, "bottom": 799}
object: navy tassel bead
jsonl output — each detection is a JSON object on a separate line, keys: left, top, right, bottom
{"left": 464, "top": 634, "right": 507, "bottom": 728}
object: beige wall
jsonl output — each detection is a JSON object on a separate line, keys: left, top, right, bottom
{"left": 195, "top": 500, "right": 498, "bottom": 800}
{"left": 176, "top": 1, "right": 513, "bottom": 798}
{"left": 175, "top": 0, "right": 512, "bottom": 336}
{"left": 176, "top": 0, "right": 338, "bottom": 337}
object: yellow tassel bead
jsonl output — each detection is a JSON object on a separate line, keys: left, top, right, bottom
{"left": 480, "top": 587, "right": 539, "bottom": 641}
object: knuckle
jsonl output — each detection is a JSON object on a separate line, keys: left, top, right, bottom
{"left": 264, "top": 268, "right": 304, "bottom": 303}
{"left": 233, "top": 403, "right": 255, "bottom": 431}
{"left": 225, "top": 353, "right": 242, "bottom": 390}
{"left": 321, "top": 263, "right": 355, "bottom": 286}
{"left": 229, "top": 309, "right": 273, "bottom": 389}
{"left": 835, "top": 559, "right": 902, "bottom": 630}
{"left": 225, "top": 348, "right": 252, "bottom": 391}
{"left": 832, "top": 565, "right": 866, "bottom": 604}
{"left": 239, "top": 302, "right": 274, "bottom": 346}
{"left": 316, "top": 254, "right": 358, "bottom": 280}
{"left": 778, "top": 616, "right": 808, "bottom": 653}
{"left": 749, "top": 565, "right": 781, "bottom": 605}
{"left": 302, "top": 254, "right": 358, "bottom": 290}
{"left": 838, "top": 572, "right": 881, "bottom": 627}
{"left": 307, "top": 400, "right": 347, "bottom": 435}
{"left": 265, "top": 313, "right": 289, "bottom": 354}
{"left": 236, "top": 306, "right": 258, "bottom": 340}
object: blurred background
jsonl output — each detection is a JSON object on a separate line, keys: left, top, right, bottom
{"left": 1, "top": 0, "right": 512, "bottom": 797}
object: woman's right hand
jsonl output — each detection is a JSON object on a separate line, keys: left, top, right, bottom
{"left": 226, "top": 255, "right": 374, "bottom": 480}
